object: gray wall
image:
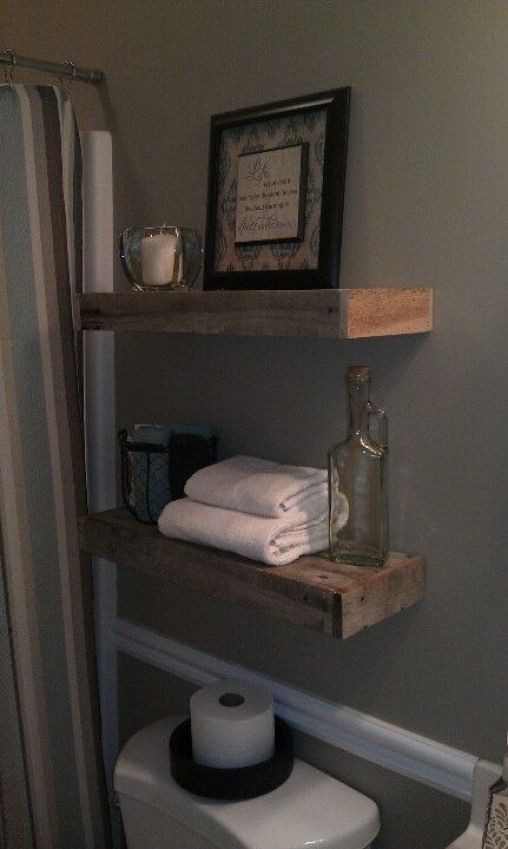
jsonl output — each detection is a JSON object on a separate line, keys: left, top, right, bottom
{"left": 4, "top": 2, "right": 508, "bottom": 847}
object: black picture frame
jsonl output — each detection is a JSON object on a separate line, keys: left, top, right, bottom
{"left": 203, "top": 87, "right": 350, "bottom": 291}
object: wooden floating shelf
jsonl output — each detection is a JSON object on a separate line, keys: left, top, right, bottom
{"left": 79, "top": 509, "right": 425, "bottom": 639}
{"left": 74, "top": 287, "right": 433, "bottom": 339}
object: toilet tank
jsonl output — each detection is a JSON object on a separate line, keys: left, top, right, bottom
{"left": 115, "top": 717, "right": 380, "bottom": 849}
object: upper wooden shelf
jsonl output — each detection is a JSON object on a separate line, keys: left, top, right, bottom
{"left": 74, "top": 287, "right": 433, "bottom": 339}
{"left": 79, "top": 509, "right": 425, "bottom": 639}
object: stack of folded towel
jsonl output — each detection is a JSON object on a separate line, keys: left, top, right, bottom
{"left": 158, "top": 455, "right": 345, "bottom": 566}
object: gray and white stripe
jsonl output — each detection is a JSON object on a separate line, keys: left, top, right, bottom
{"left": 0, "top": 85, "right": 109, "bottom": 849}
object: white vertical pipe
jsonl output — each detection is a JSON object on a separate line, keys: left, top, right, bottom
{"left": 81, "top": 131, "right": 119, "bottom": 844}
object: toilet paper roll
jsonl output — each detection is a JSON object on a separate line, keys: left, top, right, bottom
{"left": 190, "top": 679, "right": 275, "bottom": 769}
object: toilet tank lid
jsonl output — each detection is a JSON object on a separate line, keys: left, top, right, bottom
{"left": 114, "top": 717, "right": 380, "bottom": 849}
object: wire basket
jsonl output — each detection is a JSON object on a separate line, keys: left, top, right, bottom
{"left": 119, "top": 429, "right": 217, "bottom": 524}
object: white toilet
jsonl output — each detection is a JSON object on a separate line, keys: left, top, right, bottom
{"left": 114, "top": 717, "right": 380, "bottom": 849}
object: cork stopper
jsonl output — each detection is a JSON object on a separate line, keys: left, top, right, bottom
{"left": 346, "top": 365, "right": 371, "bottom": 382}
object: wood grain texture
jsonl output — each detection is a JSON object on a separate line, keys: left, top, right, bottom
{"left": 78, "top": 510, "right": 425, "bottom": 639}
{"left": 74, "top": 287, "right": 433, "bottom": 339}
{"left": 339, "top": 287, "right": 434, "bottom": 338}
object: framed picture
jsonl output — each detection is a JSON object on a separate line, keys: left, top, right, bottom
{"left": 203, "top": 87, "right": 350, "bottom": 291}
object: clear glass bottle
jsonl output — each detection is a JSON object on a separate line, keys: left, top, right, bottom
{"left": 328, "top": 365, "right": 388, "bottom": 567}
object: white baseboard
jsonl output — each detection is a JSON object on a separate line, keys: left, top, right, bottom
{"left": 113, "top": 617, "right": 477, "bottom": 802}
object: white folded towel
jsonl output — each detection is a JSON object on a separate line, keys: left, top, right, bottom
{"left": 158, "top": 497, "right": 329, "bottom": 566}
{"left": 184, "top": 454, "right": 328, "bottom": 519}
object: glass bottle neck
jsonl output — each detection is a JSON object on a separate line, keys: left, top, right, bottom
{"left": 348, "top": 379, "right": 370, "bottom": 436}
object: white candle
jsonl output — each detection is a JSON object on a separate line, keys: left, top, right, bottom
{"left": 141, "top": 233, "right": 176, "bottom": 286}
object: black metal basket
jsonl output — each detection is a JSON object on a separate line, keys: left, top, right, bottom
{"left": 119, "top": 429, "right": 217, "bottom": 524}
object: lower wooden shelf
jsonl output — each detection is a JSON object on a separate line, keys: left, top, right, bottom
{"left": 79, "top": 509, "right": 424, "bottom": 639}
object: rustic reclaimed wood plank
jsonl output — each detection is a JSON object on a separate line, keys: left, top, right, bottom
{"left": 74, "top": 287, "right": 433, "bottom": 339}
{"left": 339, "top": 287, "right": 434, "bottom": 338}
{"left": 79, "top": 509, "right": 424, "bottom": 638}
{"left": 338, "top": 552, "right": 426, "bottom": 638}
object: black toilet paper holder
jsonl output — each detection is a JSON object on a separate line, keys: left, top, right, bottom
{"left": 169, "top": 717, "right": 294, "bottom": 801}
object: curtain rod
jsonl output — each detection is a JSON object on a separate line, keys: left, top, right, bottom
{"left": 0, "top": 50, "right": 103, "bottom": 84}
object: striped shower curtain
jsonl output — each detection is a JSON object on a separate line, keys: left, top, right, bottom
{"left": 0, "top": 86, "right": 109, "bottom": 848}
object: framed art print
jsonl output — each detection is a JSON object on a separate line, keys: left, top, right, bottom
{"left": 235, "top": 143, "right": 309, "bottom": 245}
{"left": 204, "top": 87, "right": 350, "bottom": 290}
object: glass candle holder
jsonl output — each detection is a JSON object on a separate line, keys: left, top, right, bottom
{"left": 119, "top": 226, "right": 203, "bottom": 291}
